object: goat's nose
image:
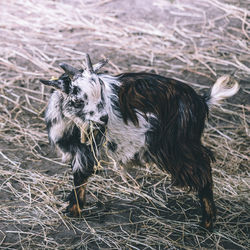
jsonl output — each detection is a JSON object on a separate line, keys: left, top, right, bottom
{"left": 100, "top": 115, "right": 109, "bottom": 124}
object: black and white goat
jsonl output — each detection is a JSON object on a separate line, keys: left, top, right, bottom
{"left": 40, "top": 54, "right": 239, "bottom": 231}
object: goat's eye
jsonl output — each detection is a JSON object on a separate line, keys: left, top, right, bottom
{"left": 97, "top": 102, "right": 104, "bottom": 111}
{"left": 71, "top": 99, "right": 85, "bottom": 108}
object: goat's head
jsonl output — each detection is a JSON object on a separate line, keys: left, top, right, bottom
{"left": 40, "top": 54, "right": 109, "bottom": 126}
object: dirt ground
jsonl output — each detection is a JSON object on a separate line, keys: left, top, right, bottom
{"left": 0, "top": 0, "right": 249, "bottom": 249}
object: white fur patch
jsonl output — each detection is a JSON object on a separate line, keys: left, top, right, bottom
{"left": 60, "top": 151, "right": 72, "bottom": 163}
{"left": 49, "top": 120, "right": 66, "bottom": 142}
{"left": 105, "top": 111, "right": 152, "bottom": 164}
{"left": 46, "top": 90, "right": 74, "bottom": 162}
{"left": 97, "top": 75, "right": 154, "bottom": 165}
{"left": 45, "top": 91, "right": 63, "bottom": 123}
{"left": 72, "top": 149, "right": 86, "bottom": 173}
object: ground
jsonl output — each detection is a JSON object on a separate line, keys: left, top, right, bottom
{"left": 0, "top": 0, "right": 249, "bottom": 249}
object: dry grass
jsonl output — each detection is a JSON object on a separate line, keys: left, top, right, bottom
{"left": 0, "top": 0, "right": 249, "bottom": 249}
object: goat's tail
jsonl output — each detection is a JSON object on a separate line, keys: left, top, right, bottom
{"left": 205, "top": 75, "right": 239, "bottom": 107}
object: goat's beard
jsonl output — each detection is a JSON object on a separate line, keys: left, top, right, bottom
{"left": 74, "top": 119, "right": 90, "bottom": 144}
{"left": 64, "top": 113, "right": 102, "bottom": 144}
{"left": 66, "top": 115, "right": 90, "bottom": 144}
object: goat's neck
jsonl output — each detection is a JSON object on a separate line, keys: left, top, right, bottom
{"left": 99, "top": 74, "right": 121, "bottom": 123}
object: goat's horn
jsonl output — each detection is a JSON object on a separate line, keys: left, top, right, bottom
{"left": 85, "top": 54, "right": 94, "bottom": 74}
{"left": 93, "top": 58, "right": 109, "bottom": 73}
{"left": 59, "top": 63, "right": 79, "bottom": 77}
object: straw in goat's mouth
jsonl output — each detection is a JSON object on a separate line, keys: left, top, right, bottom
{"left": 79, "top": 122, "right": 89, "bottom": 144}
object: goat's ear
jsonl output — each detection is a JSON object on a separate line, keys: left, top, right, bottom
{"left": 40, "top": 76, "right": 71, "bottom": 94}
{"left": 40, "top": 79, "right": 52, "bottom": 85}
{"left": 93, "top": 58, "right": 109, "bottom": 73}
{"left": 40, "top": 78, "right": 63, "bottom": 90}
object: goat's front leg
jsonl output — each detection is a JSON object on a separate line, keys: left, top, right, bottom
{"left": 66, "top": 145, "right": 96, "bottom": 217}
{"left": 66, "top": 171, "right": 89, "bottom": 217}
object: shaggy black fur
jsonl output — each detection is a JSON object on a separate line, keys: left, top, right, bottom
{"left": 117, "top": 73, "right": 216, "bottom": 230}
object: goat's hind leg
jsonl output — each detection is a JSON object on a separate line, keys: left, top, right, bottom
{"left": 172, "top": 145, "right": 216, "bottom": 231}
{"left": 198, "top": 178, "right": 216, "bottom": 231}
{"left": 199, "top": 186, "right": 216, "bottom": 230}
{"left": 189, "top": 147, "right": 216, "bottom": 231}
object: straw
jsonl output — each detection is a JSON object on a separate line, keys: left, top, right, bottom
{"left": 0, "top": 0, "right": 249, "bottom": 249}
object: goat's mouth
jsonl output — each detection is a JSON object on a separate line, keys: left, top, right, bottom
{"left": 72, "top": 118, "right": 105, "bottom": 143}
{"left": 99, "top": 115, "right": 109, "bottom": 125}
{"left": 87, "top": 115, "right": 109, "bottom": 127}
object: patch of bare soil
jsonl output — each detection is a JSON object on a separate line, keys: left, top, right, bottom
{"left": 0, "top": 0, "right": 249, "bottom": 249}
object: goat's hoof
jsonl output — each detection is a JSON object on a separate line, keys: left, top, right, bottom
{"left": 64, "top": 189, "right": 86, "bottom": 218}
{"left": 200, "top": 219, "right": 214, "bottom": 232}
{"left": 65, "top": 203, "right": 82, "bottom": 217}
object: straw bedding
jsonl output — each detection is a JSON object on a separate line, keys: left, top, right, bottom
{"left": 0, "top": 0, "right": 249, "bottom": 249}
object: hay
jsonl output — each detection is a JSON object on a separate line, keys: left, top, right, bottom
{"left": 0, "top": 0, "right": 249, "bottom": 249}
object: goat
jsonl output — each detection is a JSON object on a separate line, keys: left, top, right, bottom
{"left": 40, "top": 54, "right": 239, "bottom": 231}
